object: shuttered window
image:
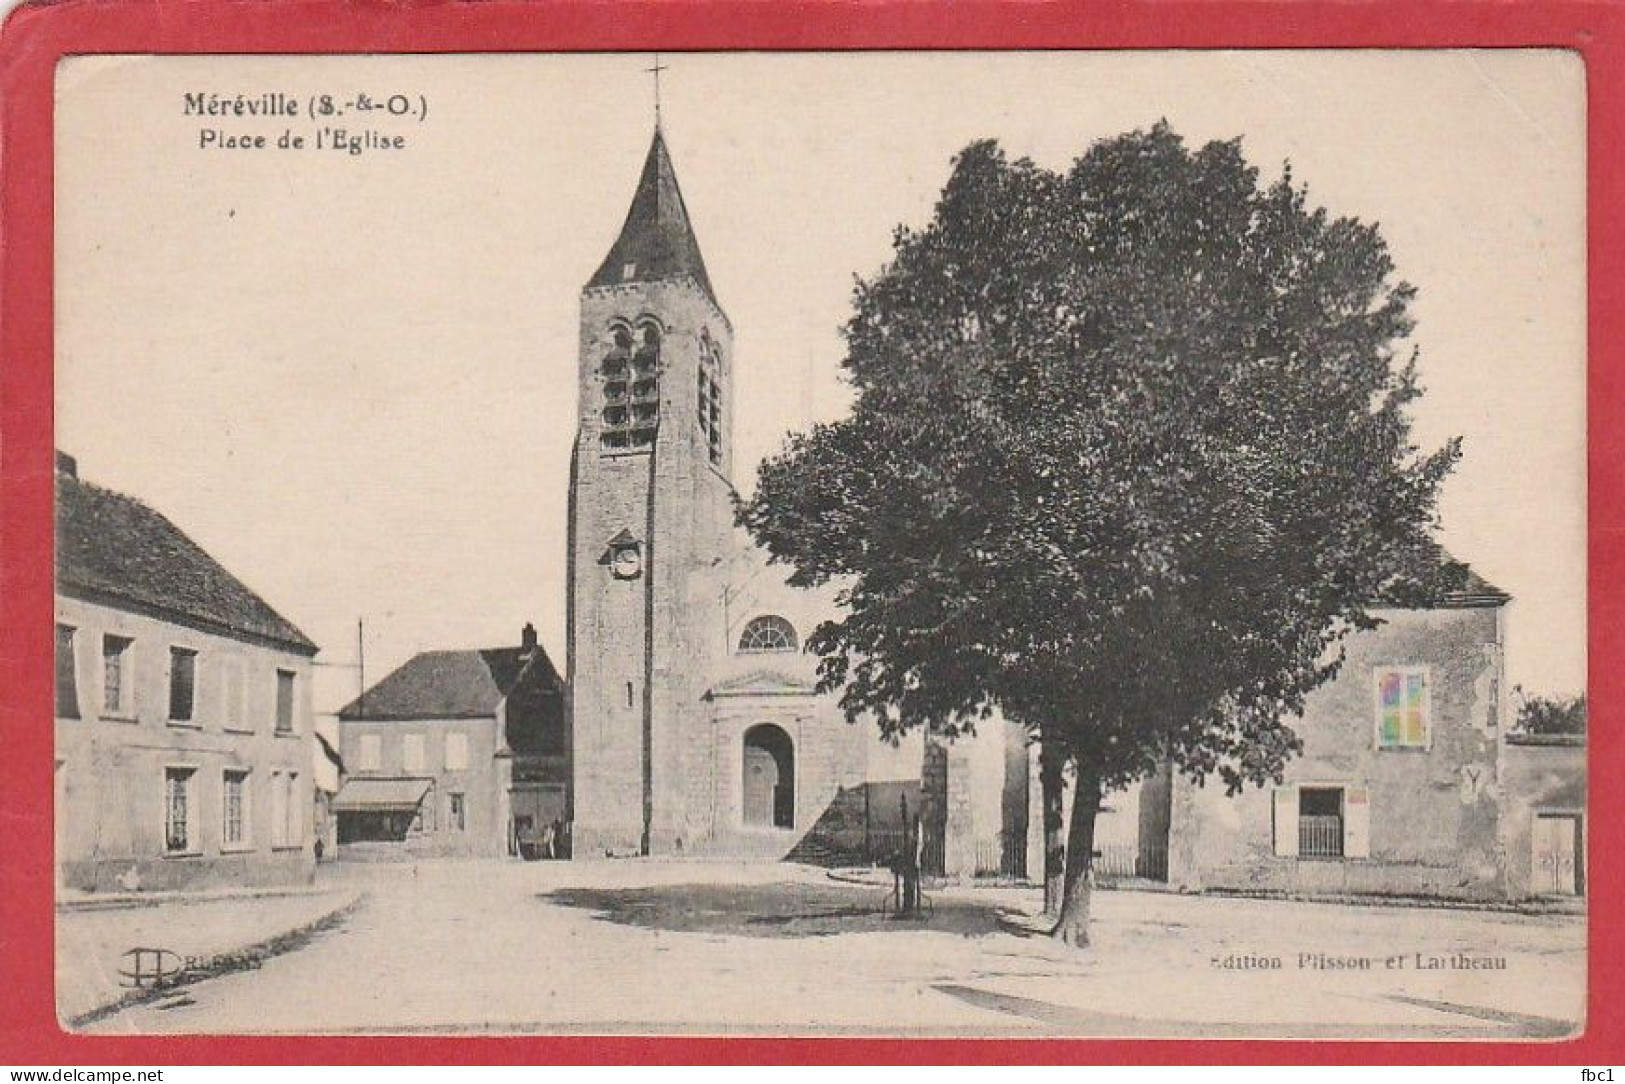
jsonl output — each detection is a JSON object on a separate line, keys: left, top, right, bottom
{"left": 1273, "top": 784, "right": 1371, "bottom": 860}
{"left": 1376, "top": 667, "right": 1430, "bottom": 748}
{"left": 220, "top": 657, "right": 247, "bottom": 731}
{"left": 403, "top": 734, "right": 426, "bottom": 773}
{"left": 445, "top": 731, "right": 469, "bottom": 771}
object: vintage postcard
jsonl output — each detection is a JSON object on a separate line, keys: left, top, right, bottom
{"left": 47, "top": 49, "right": 1585, "bottom": 1040}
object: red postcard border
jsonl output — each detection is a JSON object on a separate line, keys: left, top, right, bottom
{"left": 2, "top": 0, "right": 1619, "bottom": 1065}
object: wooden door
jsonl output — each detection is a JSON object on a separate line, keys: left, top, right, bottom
{"left": 743, "top": 745, "right": 778, "bottom": 827}
{"left": 1533, "top": 814, "right": 1582, "bottom": 895}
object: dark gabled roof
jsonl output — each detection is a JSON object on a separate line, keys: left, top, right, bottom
{"left": 1372, "top": 547, "right": 1510, "bottom": 610}
{"left": 55, "top": 469, "right": 317, "bottom": 655}
{"left": 337, "top": 642, "right": 564, "bottom": 724}
{"left": 1442, "top": 566, "right": 1511, "bottom": 607}
{"left": 587, "top": 128, "right": 718, "bottom": 305}
{"left": 1419, "top": 552, "right": 1510, "bottom": 609}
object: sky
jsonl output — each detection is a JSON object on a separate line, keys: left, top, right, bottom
{"left": 54, "top": 51, "right": 1586, "bottom": 715}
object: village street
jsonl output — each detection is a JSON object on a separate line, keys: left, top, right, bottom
{"left": 77, "top": 859, "right": 1585, "bottom": 1038}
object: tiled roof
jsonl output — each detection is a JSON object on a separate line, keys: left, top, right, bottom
{"left": 55, "top": 469, "right": 317, "bottom": 654}
{"left": 1372, "top": 547, "right": 1510, "bottom": 609}
{"left": 1444, "top": 566, "right": 1511, "bottom": 606}
{"left": 587, "top": 128, "right": 718, "bottom": 305}
{"left": 338, "top": 641, "right": 564, "bottom": 733}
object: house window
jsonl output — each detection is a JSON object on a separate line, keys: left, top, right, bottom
{"left": 1298, "top": 787, "right": 1344, "bottom": 858}
{"left": 102, "top": 634, "right": 134, "bottom": 717}
{"left": 448, "top": 792, "right": 466, "bottom": 832}
{"left": 168, "top": 647, "right": 198, "bottom": 723}
{"left": 164, "top": 767, "right": 196, "bottom": 853}
{"left": 445, "top": 731, "right": 469, "bottom": 772}
{"left": 1376, "top": 667, "right": 1430, "bottom": 748}
{"left": 403, "top": 734, "right": 426, "bottom": 773}
{"left": 284, "top": 773, "right": 301, "bottom": 845}
{"left": 222, "top": 769, "right": 250, "bottom": 847}
{"left": 358, "top": 734, "right": 381, "bottom": 772}
{"left": 56, "top": 624, "right": 80, "bottom": 719}
{"left": 274, "top": 669, "right": 296, "bottom": 734}
{"left": 271, "top": 772, "right": 301, "bottom": 847}
{"left": 220, "top": 657, "right": 247, "bottom": 731}
{"left": 270, "top": 771, "right": 286, "bottom": 846}
{"left": 1273, "top": 784, "right": 1370, "bottom": 860}
{"left": 738, "top": 615, "right": 798, "bottom": 654}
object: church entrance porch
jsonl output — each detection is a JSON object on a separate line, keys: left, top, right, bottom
{"left": 742, "top": 723, "right": 795, "bottom": 829}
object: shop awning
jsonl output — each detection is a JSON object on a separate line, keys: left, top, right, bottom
{"left": 331, "top": 777, "right": 432, "bottom": 813}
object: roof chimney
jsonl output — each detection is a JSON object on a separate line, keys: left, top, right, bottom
{"left": 55, "top": 450, "right": 77, "bottom": 478}
{"left": 521, "top": 622, "right": 538, "bottom": 651}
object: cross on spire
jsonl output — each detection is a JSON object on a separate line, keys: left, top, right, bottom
{"left": 646, "top": 53, "right": 668, "bottom": 127}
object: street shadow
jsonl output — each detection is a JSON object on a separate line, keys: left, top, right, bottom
{"left": 542, "top": 881, "right": 1003, "bottom": 939}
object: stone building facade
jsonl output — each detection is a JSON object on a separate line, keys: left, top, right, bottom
{"left": 1501, "top": 732, "right": 1585, "bottom": 898}
{"left": 334, "top": 625, "right": 567, "bottom": 859}
{"left": 1167, "top": 590, "right": 1510, "bottom": 898}
{"left": 565, "top": 128, "right": 922, "bottom": 859}
{"left": 54, "top": 453, "right": 319, "bottom": 892}
{"left": 1063, "top": 575, "right": 1564, "bottom": 901}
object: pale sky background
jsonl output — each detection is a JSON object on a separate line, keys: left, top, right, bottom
{"left": 55, "top": 51, "right": 1586, "bottom": 716}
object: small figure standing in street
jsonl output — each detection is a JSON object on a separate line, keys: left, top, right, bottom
{"left": 889, "top": 794, "right": 922, "bottom": 920}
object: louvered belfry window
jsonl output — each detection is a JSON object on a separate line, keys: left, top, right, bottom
{"left": 697, "top": 329, "right": 723, "bottom": 466}
{"left": 603, "top": 321, "right": 661, "bottom": 450}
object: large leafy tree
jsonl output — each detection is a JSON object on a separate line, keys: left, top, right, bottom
{"left": 739, "top": 125, "right": 1462, "bottom": 945}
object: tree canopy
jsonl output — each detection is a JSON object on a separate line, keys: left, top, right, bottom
{"left": 737, "top": 124, "right": 1463, "bottom": 940}
{"left": 1513, "top": 689, "right": 1587, "bottom": 736}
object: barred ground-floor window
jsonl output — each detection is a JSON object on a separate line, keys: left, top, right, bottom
{"left": 1272, "top": 783, "right": 1370, "bottom": 859}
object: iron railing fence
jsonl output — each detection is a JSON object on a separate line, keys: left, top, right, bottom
{"left": 1299, "top": 815, "right": 1344, "bottom": 858}
{"left": 1093, "top": 843, "right": 1169, "bottom": 881}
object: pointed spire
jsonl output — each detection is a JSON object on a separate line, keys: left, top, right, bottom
{"left": 587, "top": 129, "right": 717, "bottom": 305}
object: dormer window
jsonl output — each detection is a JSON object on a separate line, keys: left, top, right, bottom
{"left": 738, "top": 615, "right": 798, "bottom": 654}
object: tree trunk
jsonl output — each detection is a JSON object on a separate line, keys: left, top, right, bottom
{"left": 1052, "top": 763, "right": 1102, "bottom": 947}
{"left": 1040, "top": 743, "right": 1065, "bottom": 917}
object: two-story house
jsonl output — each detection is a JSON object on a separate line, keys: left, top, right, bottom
{"left": 333, "top": 624, "right": 566, "bottom": 858}
{"left": 1143, "top": 567, "right": 1515, "bottom": 899}
{"left": 54, "top": 453, "right": 319, "bottom": 892}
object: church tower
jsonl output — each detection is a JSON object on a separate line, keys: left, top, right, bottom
{"left": 567, "top": 128, "right": 736, "bottom": 856}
